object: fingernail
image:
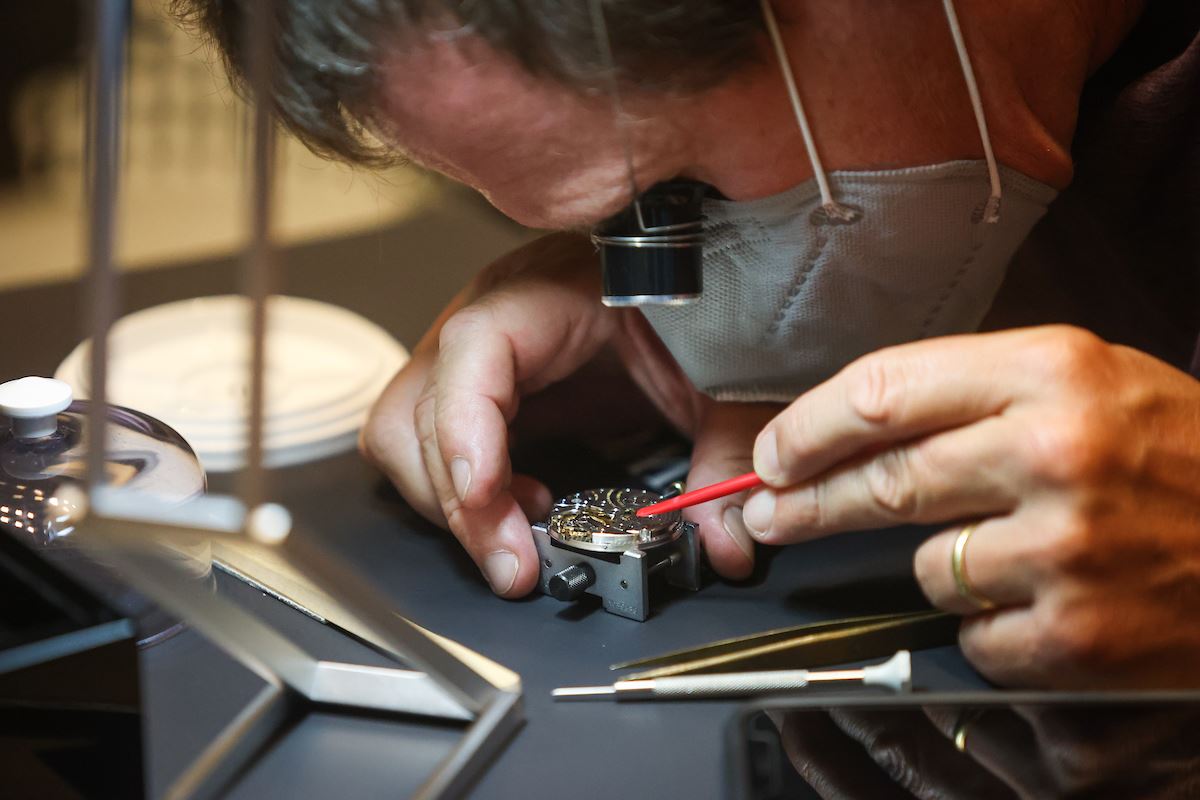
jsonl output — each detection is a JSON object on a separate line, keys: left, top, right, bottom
{"left": 482, "top": 550, "right": 518, "bottom": 595}
{"left": 755, "top": 430, "right": 782, "bottom": 484}
{"left": 742, "top": 490, "right": 775, "bottom": 539}
{"left": 722, "top": 506, "right": 754, "bottom": 561}
{"left": 450, "top": 456, "right": 472, "bottom": 502}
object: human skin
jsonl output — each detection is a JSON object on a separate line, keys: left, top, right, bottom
{"left": 372, "top": 0, "right": 1116, "bottom": 230}
{"left": 357, "top": 0, "right": 1200, "bottom": 687}
{"left": 745, "top": 328, "right": 1200, "bottom": 688}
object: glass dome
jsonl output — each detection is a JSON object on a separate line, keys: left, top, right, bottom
{"left": 0, "top": 377, "right": 208, "bottom": 646}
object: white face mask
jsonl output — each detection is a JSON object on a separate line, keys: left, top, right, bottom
{"left": 637, "top": 0, "right": 1058, "bottom": 402}
{"left": 641, "top": 162, "right": 1057, "bottom": 402}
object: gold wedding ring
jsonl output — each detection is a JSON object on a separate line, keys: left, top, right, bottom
{"left": 951, "top": 523, "right": 996, "bottom": 611}
{"left": 951, "top": 709, "right": 980, "bottom": 753}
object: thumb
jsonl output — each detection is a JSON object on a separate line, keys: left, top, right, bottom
{"left": 685, "top": 402, "right": 784, "bottom": 580}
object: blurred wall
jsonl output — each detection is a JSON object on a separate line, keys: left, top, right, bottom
{"left": 0, "top": 0, "right": 456, "bottom": 291}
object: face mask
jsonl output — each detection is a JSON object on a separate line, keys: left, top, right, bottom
{"left": 640, "top": 161, "right": 1057, "bottom": 402}
{"left": 637, "top": 0, "right": 1058, "bottom": 402}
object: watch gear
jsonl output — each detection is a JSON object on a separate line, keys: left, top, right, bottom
{"left": 548, "top": 488, "right": 682, "bottom": 553}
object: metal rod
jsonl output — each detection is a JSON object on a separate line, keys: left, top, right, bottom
{"left": 242, "top": 0, "right": 277, "bottom": 509}
{"left": 85, "top": 0, "right": 128, "bottom": 493}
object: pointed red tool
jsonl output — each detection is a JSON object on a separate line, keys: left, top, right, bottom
{"left": 636, "top": 472, "right": 765, "bottom": 517}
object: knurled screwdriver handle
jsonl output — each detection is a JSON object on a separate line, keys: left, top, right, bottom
{"left": 617, "top": 671, "right": 813, "bottom": 699}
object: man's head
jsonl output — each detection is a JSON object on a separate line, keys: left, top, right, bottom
{"left": 177, "top": 0, "right": 1140, "bottom": 229}
{"left": 175, "top": 3, "right": 759, "bottom": 161}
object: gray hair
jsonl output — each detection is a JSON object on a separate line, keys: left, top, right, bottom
{"left": 172, "top": 0, "right": 764, "bottom": 165}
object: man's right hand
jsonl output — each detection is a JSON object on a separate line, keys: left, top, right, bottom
{"left": 360, "top": 231, "right": 771, "bottom": 597}
{"left": 359, "top": 233, "right": 624, "bottom": 597}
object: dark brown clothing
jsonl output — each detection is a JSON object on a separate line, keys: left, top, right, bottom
{"left": 987, "top": 1, "right": 1200, "bottom": 375}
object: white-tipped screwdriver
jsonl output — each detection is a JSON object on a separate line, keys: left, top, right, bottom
{"left": 552, "top": 650, "right": 912, "bottom": 701}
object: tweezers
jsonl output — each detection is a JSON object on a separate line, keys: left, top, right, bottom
{"left": 610, "top": 609, "right": 958, "bottom": 680}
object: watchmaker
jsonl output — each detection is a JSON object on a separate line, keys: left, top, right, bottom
{"left": 176, "top": 1, "right": 1200, "bottom": 688}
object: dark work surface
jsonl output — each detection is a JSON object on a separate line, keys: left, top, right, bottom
{"left": 1, "top": 189, "right": 986, "bottom": 798}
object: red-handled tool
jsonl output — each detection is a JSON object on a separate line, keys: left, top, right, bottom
{"left": 636, "top": 472, "right": 764, "bottom": 518}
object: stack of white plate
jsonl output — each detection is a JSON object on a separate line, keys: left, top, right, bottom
{"left": 56, "top": 295, "right": 408, "bottom": 472}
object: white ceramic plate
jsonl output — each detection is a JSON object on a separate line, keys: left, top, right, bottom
{"left": 56, "top": 295, "right": 408, "bottom": 472}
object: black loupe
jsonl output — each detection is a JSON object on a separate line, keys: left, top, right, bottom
{"left": 591, "top": 181, "right": 706, "bottom": 307}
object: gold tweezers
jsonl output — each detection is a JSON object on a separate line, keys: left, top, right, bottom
{"left": 610, "top": 610, "right": 958, "bottom": 680}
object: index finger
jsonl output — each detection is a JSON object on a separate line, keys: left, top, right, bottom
{"left": 432, "top": 279, "right": 613, "bottom": 509}
{"left": 754, "top": 329, "right": 1039, "bottom": 487}
{"left": 414, "top": 384, "right": 543, "bottom": 597}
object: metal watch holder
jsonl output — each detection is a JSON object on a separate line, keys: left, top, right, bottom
{"left": 532, "top": 488, "right": 702, "bottom": 621}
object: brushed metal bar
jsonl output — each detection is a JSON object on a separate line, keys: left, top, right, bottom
{"left": 84, "top": 0, "right": 128, "bottom": 493}
{"left": 74, "top": 1, "right": 523, "bottom": 794}
{"left": 82, "top": 529, "right": 319, "bottom": 692}
{"left": 414, "top": 690, "right": 523, "bottom": 800}
{"left": 165, "top": 683, "right": 290, "bottom": 800}
{"left": 73, "top": 501, "right": 525, "bottom": 797}
{"left": 309, "top": 662, "right": 473, "bottom": 722}
{"left": 280, "top": 531, "right": 497, "bottom": 716}
{"left": 241, "top": 0, "right": 277, "bottom": 509}
{"left": 65, "top": 487, "right": 495, "bottom": 717}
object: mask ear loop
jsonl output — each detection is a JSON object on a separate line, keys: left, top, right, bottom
{"left": 760, "top": 0, "right": 859, "bottom": 223}
{"left": 941, "top": 0, "right": 1003, "bottom": 223}
{"left": 763, "top": 0, "right": 1002, "bottom": 225}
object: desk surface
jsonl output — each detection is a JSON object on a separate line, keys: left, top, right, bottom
{"left": 2, "top": 192, "right": 983, "bottom": 798}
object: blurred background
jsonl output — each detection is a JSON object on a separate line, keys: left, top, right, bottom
{"left": 0, "top": 0, "right": 531, "bottom": 292}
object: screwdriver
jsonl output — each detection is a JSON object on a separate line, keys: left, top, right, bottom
{"left": 552, "top": 650, "right": 912, "bottom": 701}
{"left": 636, "top": 471, "right": 764, "bottom": 518}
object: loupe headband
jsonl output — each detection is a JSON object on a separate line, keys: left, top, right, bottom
{"left": 587, "top": 0, "right": 706, "bottom": 307}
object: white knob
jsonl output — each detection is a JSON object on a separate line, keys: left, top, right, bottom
{"left": 862, "top": 650, "right": 913, "bottom": 693}
{"left": 0, "top": 377, "right": 74, "bottom": 439}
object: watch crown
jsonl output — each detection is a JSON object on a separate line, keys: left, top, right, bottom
{"left": 547, "top": 564, "right": 595, "bottom": 602}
